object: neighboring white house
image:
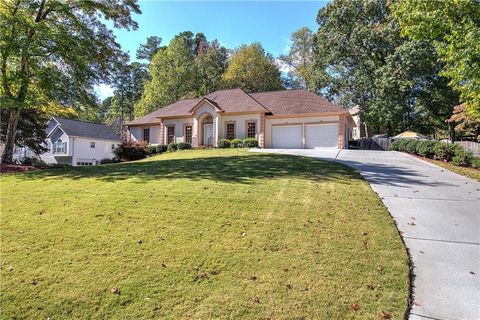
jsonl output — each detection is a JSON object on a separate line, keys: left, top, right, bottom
{"left": 37, "top": 117, "right": 121, "bottom": 166}
{"left": 126, "top": 88, "right": 355, "bottom": 149}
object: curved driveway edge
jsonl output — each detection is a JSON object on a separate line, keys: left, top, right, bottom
{"left": 252, "top": 149, "right": 480, "bottom": 320}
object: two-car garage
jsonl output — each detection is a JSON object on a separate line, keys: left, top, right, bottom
{"left": 270, "top": 122, "right": 339, "bottom": 149}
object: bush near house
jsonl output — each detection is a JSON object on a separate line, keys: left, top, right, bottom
{"left": 113, "top": 141, "right": 149, "bottom": 161}
{"left": 390, "top": 139, "right": 480, "bottom": 169}
{"left": 177, "top": 142, "right": 192, "bottom": 150}
{"left": 156, "top": 144, "right": 168, "bottom": 154}
{"left": 243, "top": 138, "right": 259, "bottom": 148}
{"left": 99, "top": 158, "right": 120, "bottom": 165}
{"left": 218, "top": 139, "right": 231, "bottom": 148}
{"left": 230, "top": 138, "right": 243, "bottom": 148}
{"left": 167, "top": 143, "right": 178, "bottom": 152}
{"left": 148, "top": 145, "right": 158, "bottom": 155}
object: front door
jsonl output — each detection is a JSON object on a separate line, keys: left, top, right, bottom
{"left": 204, "top": 124, "right": 213, "bottom": 146}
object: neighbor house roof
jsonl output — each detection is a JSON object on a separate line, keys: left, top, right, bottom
{"left": 50, "top": 118, "right": 121, "bottom": 141}
{"left": 127, "top": 88, "right": 346, "bottom": 126}
{"left": 349, "top": 105, "right": 361, "bottom": 116}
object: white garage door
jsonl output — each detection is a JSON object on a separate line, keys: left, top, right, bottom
{"left": 272, "top": 125, "right": 302, "bottom": 149}
{"left": 305, "top": 124, "right": 338, "bottom": 148}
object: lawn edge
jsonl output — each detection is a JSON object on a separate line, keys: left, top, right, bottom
{"left": 333, "top": 157, "right": 414, "bottom": 320}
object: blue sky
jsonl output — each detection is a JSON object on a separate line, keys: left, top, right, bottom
{"left": 96, "top": 1, "right": 328, "bottom": 99}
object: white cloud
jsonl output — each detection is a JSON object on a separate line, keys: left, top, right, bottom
{"left": 95, "top": 84, "right": 115, "bottom": 100}
{"left": 274, "top": 58, "right": 294, "bottom": 74}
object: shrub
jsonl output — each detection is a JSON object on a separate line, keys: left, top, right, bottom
{"left": 389, "top": 140, "right": 401, "bottom": 151}
{"left": 391, "top": 139, "right": 410, "bottom": 152}
{"left": 471, "top": 157, "right": 480, "bottom": 169}
{"left": 243, "top": 138, "right": 258, "bottom": 148}
{"left": 156, "top": 144, "right": 168, "bottom": 154}
{"left": 99, "top": 158, "right": 119, "bottom": 164}
{"left": 452, "top": 150, "right": 474, "bottom": 167}
{"left": 167, "top": 142, "right": 178, "bottom": 152}
{"left": 177, "top": 142, "right": 192, "bottom": 150}
{"left": 113, "top": 141, "right": 149, "bottom": 161}
{"left": 405, "top": 140, "right": 419, "bottom": 154}
{"left": 148, "top": 145, "right": 158, "bottom": 155}
{"left": 415, "top": 141, "right": 438, "bottom": 158}
{"left": 218, "top": 139, "right": 231, "bottom": 148}
{"left": 231, "top": 138, "right": 243, "bottom": 148}
{"left": 21, "top": 157, "right": 46, "bottom": 167}
{"left": 434, "top": 142, "right": 462, "bottom": 162}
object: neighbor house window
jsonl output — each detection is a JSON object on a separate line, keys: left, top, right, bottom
{"left": 53, "top": 139, "right": 66, "bottom": 154}
{"left": 185, "top": 125, "right": 192, "bottom": 144}
{"left": 167, "top": 126, "right": 175, "bottom": 144}
{"left": 226, "top": 122, "right": 235, "bottom": 140}
{"left": 77, "top": 162, "right": 93, "bottom": 166}
{"left": 246, "top": 121, "right": 256, "bottom": 138}
{"left": 143, "top": 128, "right": 150, "bottom": 143}
{"left": 90, "top": 141, "right": 95, "bottom": 148}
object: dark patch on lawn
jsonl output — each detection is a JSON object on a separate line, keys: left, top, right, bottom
{"left": 17, "top": 153, "right": 358, "bottom": 184}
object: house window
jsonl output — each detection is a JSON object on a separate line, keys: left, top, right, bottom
{"left": 90, "top": 141, "right": 95, "bottom": 148}
{"left": 226, "top": 122, "right": 235, "bottom": 140}
{"left": 167, "top": 126, "right": 175, "bottom": 144}
{"left": 53, "top": 139, "right": 66, "bottom": 154}
{"left": 77, "top": 162, "right": 93, "bottom": 166}
{"left": 185, "top": 125, "right": 192, "bottom": 144}
{"left": 143, "top": 128, "right": 150, "bottom": 143}
{"left": 246, "top": 121, "right": 256, "bottom": 138}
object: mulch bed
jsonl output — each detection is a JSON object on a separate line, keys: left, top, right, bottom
{"left": 0, "top": 164, "right": 39, "bottom": 174}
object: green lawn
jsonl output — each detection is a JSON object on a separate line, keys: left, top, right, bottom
{"left": 0, "top": 149, "right": 408, "bottom": 319}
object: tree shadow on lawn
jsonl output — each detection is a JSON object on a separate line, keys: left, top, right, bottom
{"left": 18, "top": 153, "right": 360, "bottom": 184}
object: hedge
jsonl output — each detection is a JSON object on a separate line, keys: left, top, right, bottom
{"left": 390, "top": 139, "right": 479, "bottom": 168}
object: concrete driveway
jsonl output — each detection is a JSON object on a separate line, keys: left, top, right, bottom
{"left": 253, "top": 149, "right": 480, "bottom": 320}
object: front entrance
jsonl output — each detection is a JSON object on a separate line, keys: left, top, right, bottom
{"left": 203, "top": 124, "right": 213, "bottom": 146}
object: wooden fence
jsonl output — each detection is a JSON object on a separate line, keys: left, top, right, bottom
{"left": 349, "top": 137, "right": 391, "bottom": 151}
{"left": 455, "top": 141, "right": 480, "bottom": 156}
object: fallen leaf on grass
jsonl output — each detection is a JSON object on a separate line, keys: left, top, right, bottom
{"left": 380, "top": 310, "right": 391, "bottom": 319}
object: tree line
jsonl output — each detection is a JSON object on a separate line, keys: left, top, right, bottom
{"left": 1, "top": 0, "right": 479, "bottom": 163}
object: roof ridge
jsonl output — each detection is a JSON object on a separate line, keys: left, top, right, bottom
{"left": 244, "top": 91, "right": 272, "bottom": 113}
{"left": 249, "top": 88, "right": 307, "bottom": 95}
{"left": 54, "top": 117, "right": 110, "bottom": 126}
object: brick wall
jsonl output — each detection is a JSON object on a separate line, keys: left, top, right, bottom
{"left": 338, "top": 116, "right": 346, "bottom": 149}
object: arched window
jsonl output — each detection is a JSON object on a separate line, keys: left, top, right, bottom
{"left": 53, "top": 139, "right": 66, "bottom": 153}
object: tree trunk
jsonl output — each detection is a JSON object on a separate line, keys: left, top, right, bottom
{"left": 1, "top": 109, "right": 20, "bottom": 164}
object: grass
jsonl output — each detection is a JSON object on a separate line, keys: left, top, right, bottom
{"left": 415, "top": 156, "right": 480, "bottom": 181}
{"left": 0, "top": 149, "right": 408, "bottom": 319}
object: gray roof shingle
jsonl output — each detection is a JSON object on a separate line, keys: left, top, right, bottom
{"left": 51, "top": 118, "right": 121, "bottom": 141}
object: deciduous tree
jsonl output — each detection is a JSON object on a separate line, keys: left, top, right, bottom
{"left": 0, "top": 0, "right": 140, "bottom": 163}
{"left": 392, "top": 0, "right": 480, "bottom": 119}
{"left": 221, "top": 43, "right": 283, "bottom": 92}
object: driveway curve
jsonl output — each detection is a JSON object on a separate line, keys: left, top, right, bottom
{"left": 253, "top": 149, "right": 480, "bottom": 320}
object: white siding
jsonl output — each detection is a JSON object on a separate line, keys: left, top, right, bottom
{"left": 72, "top": 138, "right": 119, "bottom": 165}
